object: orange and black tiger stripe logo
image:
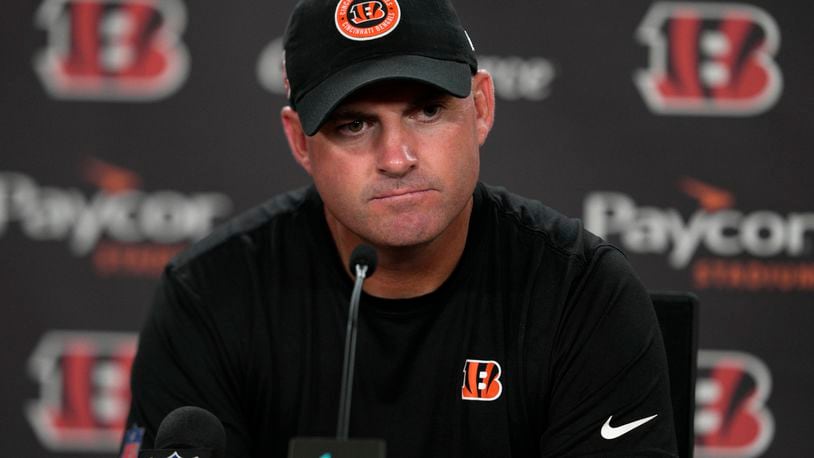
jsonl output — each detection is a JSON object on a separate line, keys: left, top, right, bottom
{"left": 334, "top": 0, "right": 401, "bottom": 41}
{"left": 461, "top": 359, "right": 503, "bottom": 401}
{"left": 348, "top": 1, "right": 386, "bottom": 25}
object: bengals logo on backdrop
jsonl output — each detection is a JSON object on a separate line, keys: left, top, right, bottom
{"left": 34, "top": 0, "right": 189, "bottom": 101}
{"left": 461, "top": 359, "right": 503, "bottom": 401}
{"left": 335, "top": 0, "right": 401, "bottom": 41}
{"left": 26, "top": 331, "right": 138, "bottom": 452}
{"left": 695, "top": 350, "right": 774, "bottom": 457}
{"left": 635, "top": 2, "right": 782, "bottom": 116}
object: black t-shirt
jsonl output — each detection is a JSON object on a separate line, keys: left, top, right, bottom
{"left": 124, "top": 183, "right": 678, "bottom": 457}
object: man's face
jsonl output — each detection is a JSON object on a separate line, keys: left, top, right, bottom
{"left": 284, "top": 72, "right": 494, "bottom": 249}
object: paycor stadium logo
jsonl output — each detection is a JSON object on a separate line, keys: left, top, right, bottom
{"left": 584, "top": 178, "right": 814, "bottom": 291}
{"left": 0, "top": 159, "right": 232, "bottom": 277}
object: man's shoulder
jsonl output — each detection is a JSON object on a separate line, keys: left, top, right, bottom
{"left": 478, "top": 183, "right": 606, "bottom": 264}
{"left": 169, "top": 186, "right": 315, "bottom": 274}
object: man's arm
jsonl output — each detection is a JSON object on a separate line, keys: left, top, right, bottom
{"left": 122, "top": 267, "right": 252, "bottom": 455}
{"left": 539, "top": 247, "right": 678, "bottom": 457}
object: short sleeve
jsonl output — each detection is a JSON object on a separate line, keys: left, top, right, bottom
{"left": 539, "top": 247, "right": 678, "bottom": 457}
{"left": 121, "top": 267, "right": 252, "bottom": 456}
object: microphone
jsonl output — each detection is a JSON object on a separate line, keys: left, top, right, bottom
{"left": 287, "top": 244, "right": 386, "bottom": 458}
{"left": 138, "top": 406, "right": 226, "bottom": 458}
{"left": 337, "top": 244, "right": 378, "bottom": 439}
{"left": 348, "top": 243, "right": 378, "bottom": 278}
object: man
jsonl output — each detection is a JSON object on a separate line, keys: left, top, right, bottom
{"left": 123, "top": 0, "right": 678, "bottom": 456}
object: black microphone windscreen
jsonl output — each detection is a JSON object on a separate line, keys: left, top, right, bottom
{"left": 349, "top": 244, "right": 378, "bottom": 277}
{"left": 154, "top": 406, "right": 226, "bottom": 456}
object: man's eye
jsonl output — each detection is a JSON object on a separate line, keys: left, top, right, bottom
{"left": 341, "top": 120, "right": 365, "bottom": 133}
{"left": 421, "top": 105, "right": 441, "bottom": 118}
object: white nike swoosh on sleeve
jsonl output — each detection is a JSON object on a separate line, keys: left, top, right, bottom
{"left": 600, "top": 414, "right": 658, "bottom": 440}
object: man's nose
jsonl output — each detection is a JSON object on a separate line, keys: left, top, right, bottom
{"left": 376, "top": 123, "right": 417, "bottom": 177}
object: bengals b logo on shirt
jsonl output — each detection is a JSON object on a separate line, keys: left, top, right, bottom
{"left": 461, "top": 359, "right": 503, "bottom": 401}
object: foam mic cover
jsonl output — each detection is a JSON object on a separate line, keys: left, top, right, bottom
{"left": 154, "top": 406, "right": 226, "bottom": 457}
{"left": 349, "top": 244, "right": 378, "bottom": 277}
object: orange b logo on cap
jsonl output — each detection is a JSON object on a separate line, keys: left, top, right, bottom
{"left": 335, "top": 0, "right": 401, "bottom": 41}
{"left": 349, "top": 1, "right": 386, "bottom": 25}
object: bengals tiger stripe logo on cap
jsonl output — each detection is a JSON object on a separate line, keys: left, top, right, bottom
{"left": 335, "top": 0, "right": 401, "bottom": 41}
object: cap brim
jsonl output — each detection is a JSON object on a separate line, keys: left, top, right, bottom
{"left": 295, "top": 55, "right": 473, "bottom": 136}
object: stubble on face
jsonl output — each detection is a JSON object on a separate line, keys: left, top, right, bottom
{"left": 312, "top": 81, "right": 481, "bottom": 251}
{"left": 326, "top": 173, "right": 468, "bottom": 250}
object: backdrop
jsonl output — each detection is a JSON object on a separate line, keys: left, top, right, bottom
{"left": 2, "top": 0, "right": 811, "bottom": 456}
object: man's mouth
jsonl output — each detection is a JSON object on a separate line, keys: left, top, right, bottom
{"left": 371, "top": 188, "right": 433, "bottom": 201}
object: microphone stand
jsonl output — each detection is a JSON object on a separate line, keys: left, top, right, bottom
{"left": 287, "top": 244, "right": 384, "bottom": 457}
{"left": 337, "top": 263, "right": 368, "bottom": 440}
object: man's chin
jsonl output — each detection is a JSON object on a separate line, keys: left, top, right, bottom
{"left": 367, "top": 233, "right": 435, "bottom": 250}
{"left": 363, "top": 223, "right": 439, "bottom": 250}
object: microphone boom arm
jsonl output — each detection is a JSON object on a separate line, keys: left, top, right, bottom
{"left": 337, "top": 263, "right": 368, "bottom": 440}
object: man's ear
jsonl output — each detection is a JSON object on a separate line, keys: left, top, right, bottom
{"left": 281, "top": 106, "right": 313, "bottom": 175}
{"left": 471, "top": 69, "right": 495, "bottom": 146}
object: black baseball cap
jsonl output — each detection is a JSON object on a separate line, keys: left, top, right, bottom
{"left": 283, "top": 0, "right": 478, "bottom": 135}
